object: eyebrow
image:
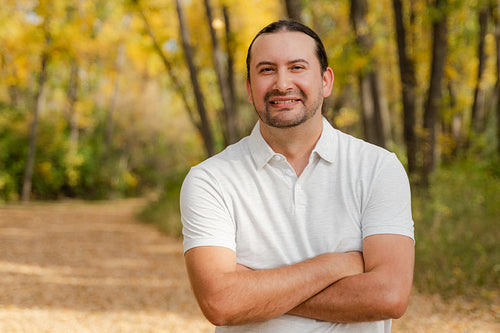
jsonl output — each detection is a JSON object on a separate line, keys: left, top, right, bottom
{"left": 255, "top": 59, "right": 310, "bottom": 69}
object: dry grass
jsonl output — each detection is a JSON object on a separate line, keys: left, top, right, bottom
{"left": 0, "top": 199, "right": 213, "bottom": 333}
{"left": 0, "top": 200, "right": 497, "bottom": 332}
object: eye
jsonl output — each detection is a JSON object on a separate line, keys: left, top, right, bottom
{"left": 259, "top": 67, "right": 274, "bottom": 74}
{"left": 291, "top": 65, "right": 305, "bottom": 71}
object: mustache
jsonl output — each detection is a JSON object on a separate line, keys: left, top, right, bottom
{"left": 264, "top": 89, "right": 307, "bottom": 102}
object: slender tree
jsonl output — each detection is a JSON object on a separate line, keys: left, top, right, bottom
{"left": 22, "top": 24, "right": 51, "bottom": 201}
{"left": 175, "top": 0, "right": 216, "bottom": 156}
{"left": 469, "top": 6, "right": 489, "bottom": 139}
{"left": 64, "top": 3, "right": 81, "bottom": 156}
{"left": 392, "top": 0, "right": 417, "bottom": 175}
{"left": 204, "top": 0, "right": 238, "bottom": 144}
{"left": 106, "top": 42, "right": 125, "bottom": 155}
{"left": 284, "top": 0, "right": 302, "bottom": 22}
{"left": 494, "top": 0, "right": 500, "bottom": 156}
{"left": 133, "top": 3, "right": 194, "bottom": 125}
{"left": 223, "top": 4, "right": 237, "bottom": 137}
{"left": 67, "top": 59, "right": 80, "bottom": 155}
{"left": 350, "top": 0, "right": 390, "bottom": 148}
{"left": 134, "top": 0, "right": 216, "bottom": 157}
{"left": 422, "top": 0, "right": 449, "bottom": 186}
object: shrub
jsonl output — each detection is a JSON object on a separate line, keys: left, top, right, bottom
{"left": 412, "top": 154, "right": 500, "bottom": 300}
{"left": 137, "top": 169, "right": 189, "bottom": 238}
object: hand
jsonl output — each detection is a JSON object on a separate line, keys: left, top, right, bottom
{"left": 315, "top": 251, "right": 364, "bottom": 281}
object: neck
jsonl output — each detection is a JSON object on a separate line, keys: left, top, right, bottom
{"left": 260, "top": 115, "right": 323, "bottom": 176}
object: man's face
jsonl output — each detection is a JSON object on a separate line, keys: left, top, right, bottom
{"left": 246, "top": 31, "right": 333, "bottom": 129}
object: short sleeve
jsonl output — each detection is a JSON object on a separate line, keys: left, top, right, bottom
{"left": 180, "top": 167, "right": 236, "bottom": 253}
{"left": 361, "top": 153, "right": 414, "bottom": 241}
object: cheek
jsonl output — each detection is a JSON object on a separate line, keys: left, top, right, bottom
{"left": 248, "top": 83, "right": 267, "bottom": 104}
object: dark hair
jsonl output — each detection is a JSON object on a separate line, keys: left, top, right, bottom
{"left": 246, "top": 20, "right": 328, "bottom": 80}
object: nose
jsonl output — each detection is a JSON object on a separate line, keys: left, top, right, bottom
{"left": 273, "top": 69, "right": 293, "bottom": 92}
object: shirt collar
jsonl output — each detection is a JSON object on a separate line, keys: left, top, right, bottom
{"left": 248, "top": 122, "right": 276, "bottom": 169}
{"left": 248, "top": 117, "right": 336, "bottom": 169}
{"left": 312, "top": 117, "right": 335, "bottom": 164}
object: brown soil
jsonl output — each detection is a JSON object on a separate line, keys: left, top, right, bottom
{"left": 0, "top": 200, "right": 498, "bottom": 332}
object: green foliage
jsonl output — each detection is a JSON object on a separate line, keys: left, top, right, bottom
{"left": 30, "top": 113, "right": 69, "bottom": 199}
{"left": 412, "top": 153, "right": 500, "bottom": 299}
{"left": 0, "top": 104, "right": 27, "bottom": 201}
{"left": 137, "top": 168, "right": 189, "bottom": 238}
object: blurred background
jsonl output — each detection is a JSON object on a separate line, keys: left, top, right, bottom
{"left": 0, "top": 0, "right": 499, "bottom": 302}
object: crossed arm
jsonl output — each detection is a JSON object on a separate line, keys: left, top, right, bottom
{"left": 184, "top": 233, "right": 414, "bottom": 326}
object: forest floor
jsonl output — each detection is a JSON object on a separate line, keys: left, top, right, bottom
{"left": 0, "top": 199, "right": 498, "bottom": 333}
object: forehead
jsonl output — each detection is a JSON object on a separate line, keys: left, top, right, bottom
{"left": 249, "top": 31, "right": 317, "bottom": 65}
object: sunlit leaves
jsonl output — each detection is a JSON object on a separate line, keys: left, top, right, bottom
{"left": 0, "top": 0, "right": 499, "bottom": 200}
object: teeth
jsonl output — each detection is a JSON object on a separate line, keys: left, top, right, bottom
{"left": 270, "top": 100, "right": 297, "bottom": 104}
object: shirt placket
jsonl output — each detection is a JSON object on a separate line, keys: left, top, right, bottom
{"left": 294, "top": 154, "right": 318, "bottom": 212}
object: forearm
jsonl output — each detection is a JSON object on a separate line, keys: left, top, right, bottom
{"left": 288, "top": 271, "right": 408, "bottom": 322}
{"left": 186, "top": 248, "right": 363, "bottom": 326}
{"left": 208, "top": 256, "right": 336, "bottom": 325}
{"left": 289, "top": 235, "right": 414, "bottom": 323}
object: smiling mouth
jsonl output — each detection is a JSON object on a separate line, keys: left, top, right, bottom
{"left": 269, "top": 99, "right": 300, "bottom": 105}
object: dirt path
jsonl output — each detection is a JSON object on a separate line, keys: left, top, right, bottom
{"left": 0, "top": 200, "right": 498, "bottom": 332}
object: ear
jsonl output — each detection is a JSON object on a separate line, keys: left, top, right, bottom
{"left": 246, "top": 78, "right": 253, "bottom": 103}
{"left": 322, "top": 67, "right": 334, "bottom": 98}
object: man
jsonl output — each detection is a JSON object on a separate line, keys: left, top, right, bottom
{"left": 180, "top": 20, "right": 414, "bottom": 332}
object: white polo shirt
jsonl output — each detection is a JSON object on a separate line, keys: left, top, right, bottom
{"left": 181, "top": 117, "right": 414, "bottom": 333}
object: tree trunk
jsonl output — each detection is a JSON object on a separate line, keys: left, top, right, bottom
{"left": 422, "top": 0, "right": 448, "bottom": 187}
{"left": 223, "top": 5, "right": 237, "bottom": 138}
{"left": 67, "top": 59, "right": 79, "bottom": 155}
{"left": 495, "top": 0, "right": 500, "bottom": 157}
{"left": 135, "top": 0, "right": 216, "bottom": 157}
{"left": 359, "top": 75, "right": 378, "bottom": 142}
{"left": 22, "top": 34, "right": 50, "bottom": 202}
{"left": 106, "top": 42, "right": 125, "bottom": 155}
{"left": 392, "top": 0, "right": 418, "bottom": 175}
{"left": 284, "top": 0, "right": 302, "bottom": 22}
{"left": 134, "top": 4, "right": 198, "bottom": 129}
{"left": 350, "top": 0, "right": 389, "bottom": 148}
{"left": 204, "top": 0, "right": 238, "bottom": 145}
{"left": 470, "top": 7, "right": 489, "bottom": 139}
{"left": 175, "top": 0, "right": 215, "bottom": 156}
{"left": 370, "top": 71, "right": 392, "bottom": 145}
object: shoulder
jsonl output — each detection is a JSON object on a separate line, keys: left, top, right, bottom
{"left": 321, "top": 124, "right": 407, "bottom": 185}
{"left": 330, "top": 127, "right": 395, "bottom": 164}
{"left": 194, "top": 137, "right": 251, "bottom": 171}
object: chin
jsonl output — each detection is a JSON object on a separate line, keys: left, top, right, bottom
{"left": 266, "top": 116, "right": 307, "bottom": 129}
